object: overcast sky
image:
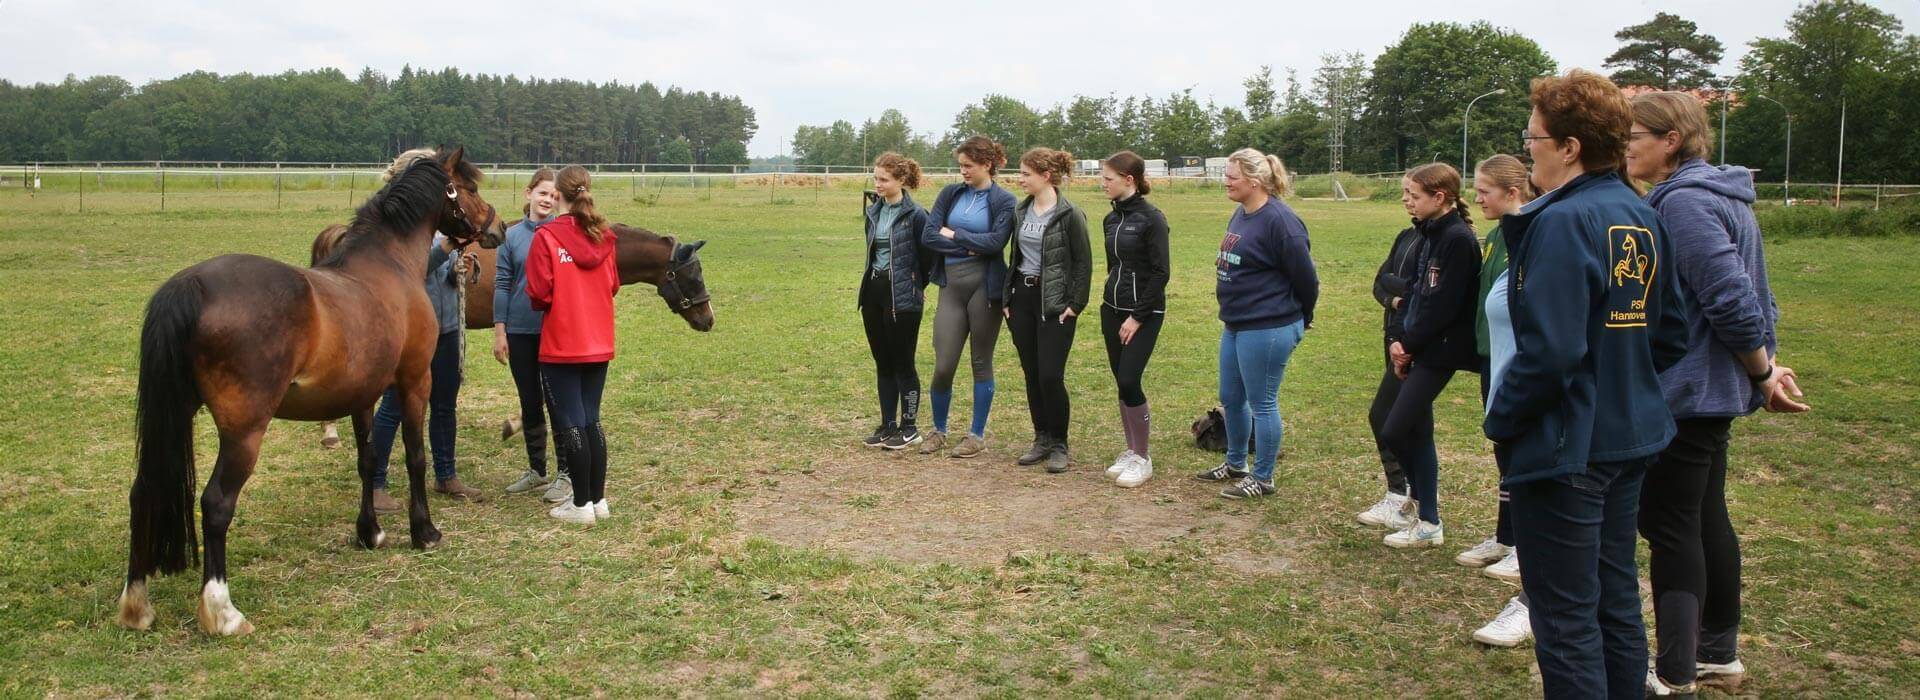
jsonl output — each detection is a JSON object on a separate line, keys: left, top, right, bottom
{"left": 3, "top": 0, "right": 1916, "bottom": 157}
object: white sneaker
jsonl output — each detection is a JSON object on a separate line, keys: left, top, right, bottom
{"left": 504, "top": 469, "right": 550, "bottom": 494}
{"left": 1646, "top": 668, "right": 1696, "bottom": 696}
{"left": 549, "top": 500, "right": 596, "bottom": 525}
{"left": 1483, "top": 548, "right": 1522, "bottom": 582}
{"left": 1472, "top": 596, "right": 1533, "bottom": 647}
{"left": 1455, "top": 536, "right": 1510, "bottom": 567}
{"left": 1106, "top": 450, "right": 1137, "bottom": 476}
{"left": 1116, "top": 456, "right": 1153, "bottom": 488}
{"left": 1696, "top": 658, "right": 1745, "bottom": 686}
{"left": 593, "top": 499, "right": 609, "bottom": 519}
{"left": 1356, "top": 492, "right": 1414, "bottom": 529}
{"left": 1383, "top": 519, "right": 1445, "bottom": 548}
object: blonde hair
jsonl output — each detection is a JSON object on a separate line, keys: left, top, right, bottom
{"left": 554, "top": 165, "right": 609, "bottom": 243}
{"left": 1630, "top": 91, "right": 1713, "bottom": 165}
{"left": 1020, "top": 147, "right": 1074, "bottom": 186}
{"left": 382, "top": 147, "right": 438, "bottom": 182}
{"left": 1475, "top": 154, "right": 1538, "bottom": 203}
{"left": 1227, "top": 147, "right": 1290, "bottom": 197}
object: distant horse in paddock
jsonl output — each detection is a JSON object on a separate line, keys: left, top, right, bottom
{"left": 116, "top": 147, "right": 506, "bottom": 636}
{"left": 314, "top": 221, "right": 716, "bottom": 448}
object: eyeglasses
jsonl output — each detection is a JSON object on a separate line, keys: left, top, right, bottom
{"left": 1519, "top": 130, "right": 1555, "bottom": 145}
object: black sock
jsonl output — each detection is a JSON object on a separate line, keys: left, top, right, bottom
{"left": 588, "top": 422, "right": 609, "bottom": 502}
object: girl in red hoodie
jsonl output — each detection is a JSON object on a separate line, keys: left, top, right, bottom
{"left": 527, "top": 165, "right": 620, "bottom": 524}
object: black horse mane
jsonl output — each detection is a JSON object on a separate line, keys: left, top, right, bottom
{"left": 317, "top": 152, "right": 483, "bottom": 267}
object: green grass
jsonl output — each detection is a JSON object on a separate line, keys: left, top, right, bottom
{"left": 0, "top": 182, "right": 1915, "bottom": 697}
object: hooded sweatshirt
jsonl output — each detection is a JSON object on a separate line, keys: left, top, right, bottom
{"left": 526, "top": 213, "right": 620, "bottom": 364}
{"left": 1645, "top": 158, "right": 1779, "bottom": 418}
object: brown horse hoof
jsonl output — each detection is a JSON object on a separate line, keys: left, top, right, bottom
{"left": 412, "top": 528, "right": 443, "bottom": 549}
{"left": 320, "top": 436, "right": 340, "bottom": 449}
{"left": 115, "top": 580, "right": 155, "bottom": 631}
{"left": 196, "top": 580, "right": 254, "bottom": 636}
{"left": 500, "top": 417, "right": 521, "bottom": 441}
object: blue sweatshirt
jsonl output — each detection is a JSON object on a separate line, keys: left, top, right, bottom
{"left": 1645, "top": 159, "right": 1778, "bottom": 419}
{"left": 1214, "top": 198, "right": 1319, "bottom": 330}
{"left": 1484, "top": 171, "right": 1689, "bottom": 485}
{"left": 426, "top": 233, "right": 462, "bottom": 335}
{"left": 922, "top": 181, "right": 1016, "bottom": 303}
{"left": 494, "top": 216, "right": 554, "bottom": 335}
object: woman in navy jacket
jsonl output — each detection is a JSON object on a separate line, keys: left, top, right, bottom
{"left": 919, "top": 136, "right": 1017, "bottom": 458}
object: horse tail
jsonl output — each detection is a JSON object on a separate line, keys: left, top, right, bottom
{"left": 130, "top": 274, "right": 205, "bottom": 578}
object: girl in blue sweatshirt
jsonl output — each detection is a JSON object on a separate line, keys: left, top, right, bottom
{"left": 1200, "top": 148, "right": 1318, "bottom": 500}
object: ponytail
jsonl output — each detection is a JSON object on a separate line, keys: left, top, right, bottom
{"left": 554, "top": 165, "right": 609, "bottom": 242}
{"left": 1227, "top": 148, "right": 1291, "bottom": 198}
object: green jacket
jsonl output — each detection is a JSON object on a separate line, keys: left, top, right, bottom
{"left": 1006, "top": 194, "right": 1092, "bottom": 317}
{"left": 1474, "top": 224, "right": 1510, "bottom": 357}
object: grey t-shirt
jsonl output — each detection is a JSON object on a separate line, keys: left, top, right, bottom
{"left": 1017, "top": 204, "right": 1055, "bottom": 276}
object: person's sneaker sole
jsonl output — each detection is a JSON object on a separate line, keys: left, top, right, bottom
{"left": 1483, "top": 564, "right": 1522, "bottom": 583}
{"left": 1471, "top": 628, "right": 1530, "bottom": 647}
{"left": 882, "top": 435, "right": 922, "bottom": 450}
{"left": 1384, "top": 534, "right": 1445, "bottom": 549}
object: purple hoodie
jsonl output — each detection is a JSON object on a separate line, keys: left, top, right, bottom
{"left": 1645, "top": 158, "right": 1779, "bottom": 418}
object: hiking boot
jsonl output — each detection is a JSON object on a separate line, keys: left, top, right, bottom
{"left": 1044, "top": 444, "right": 1070, "bottom": 474}
{"left": 1384, "top": 520, "right": 1445, "bottom": 548}
{"left": 1195, "top": 461, "right": 1249, "bottom": 483}
{"left": 950, "top": 434, "right": 986, "bottom": 459}
{"left": 370, "top": 487, "right": 402, "bottom": 514}
{"left": 917, "top": 431, "right": 947, "bottom": 455}
{"left": 1116, "top": 455, "right": 1153, "bottom": 488}
{"left": 542, "top": 474, "right": 573, "bottom": 504}
{"left": 1356, "top": 491, "right": 1412, "bottom": 528}
{"left": 504, "top": 469, "right": 550, "bottom": 494}
{"left": 1456, "top": 537, "right": 1511, "bottom": 567}
{"left": 1017, "top": 438, "right": 1053, "bottom": 466}
{"left": 1472, "top": 596, "right": 1533, "bottom": 647}
{"left": 434, "top": 478, "right": 486, "bottom": 502}
{"left": 863, "top": 423, "right": 893, "bottom": 448}
{"left": 1219, "top": 476, "right": 1275, "bottom": 500}
{"left": 883, "top": 426, "right": 921, "bottom": 451}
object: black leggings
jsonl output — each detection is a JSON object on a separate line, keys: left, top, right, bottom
{"left": 1005, "top": 281, "right": 1077, "bottom": 443}
{"left": 1101, "top": 306, "right": 1162, "bottom": 407}
{"left": 1380, "top": 362, "right": 1456, "bottom": 524}
{"left": 1367, "top": 339, "right": 1410, "bottom": 496}
{"left": 541, "top": 361, "right": 608, "bottom": 507}
{"left": 506, "top": 333, "right": 563, "bottom": 477}
{"left": 1640, "top": 417, "right": 1741, "bottom": 685}
{"left": 860, "top": 274, "right": 922, "bottom": 428}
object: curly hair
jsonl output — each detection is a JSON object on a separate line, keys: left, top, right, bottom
{"left": 872, "top": 152, "right": 922, "bottom": 190}
{"left": 1019, "top": 147, "right": 1074, "bottom": 186}
{"left": 1530, "top": 69, "right": 1632, "bottom": 173}
{"left": 953, "top": 135, "right": 1007, "bottom": 174}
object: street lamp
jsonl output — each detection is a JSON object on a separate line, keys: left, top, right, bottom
{"left": 1753, "top": 94, "right": 1791, "bottom": 206}
{"left": 1462, "top": 88, "right": 1506, "bottom": 178}
{"left": 1717, "top": 77, "right": 1732, "bottom": 165}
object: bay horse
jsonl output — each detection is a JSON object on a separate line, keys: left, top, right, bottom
{"left": 313, "top": 221, "right": 716, "bottom": 447}
{"left": 116, "top": 148, "right": 506, "bottom": 636}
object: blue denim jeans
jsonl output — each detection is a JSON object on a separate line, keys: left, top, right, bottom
{"left": 1511, "top": 456, "right": 1652, "bottom": 700}
{"left": 1218, "top": 321, "right": 1304, "bottom": 482}
{"left": 369, "top": 330, "right": 462, "bottom": 487}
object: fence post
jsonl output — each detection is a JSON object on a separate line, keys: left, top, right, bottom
{"left": 348, "top": 170, "right": 356, "bottom": 208}
{"left": 159, "top": 163, "right": 166, "bottom": 212}
{"left": 78, "top": 165, "right": 84, "bottom": 213}
{"left": 276, "top": 163, "right": 284, "bottom": 210}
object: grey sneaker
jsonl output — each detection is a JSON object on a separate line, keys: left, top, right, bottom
{"left": 917, "top": 431, "right": 947, "bottom": 455}
{"left": 1017, "top": 438, "right": 1052, "bottom": 466}
{"left": 505, "top": 469, "right": 551, "bottom": 494}
{"left": 950, "top": 434, "right": 986, "bottom": 459}
{"left": 1044, "top": 444, "right": 1070, "bottom": 474}
{"left": 1219, "top": 476, "right": 1276, "bottom": 500}
{"left": 1194, "top": 461, "right": 1249, "bottom": 482}
{"left": 542, "top": 474, "right": 574, "bottom": 504}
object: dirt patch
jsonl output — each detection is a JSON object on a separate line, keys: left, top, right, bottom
{"left": 735, "top": 448, "right": 1293, "bottom": 572}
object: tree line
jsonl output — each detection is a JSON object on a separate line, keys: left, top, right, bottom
{"left": 792, "top": 1, "right": 1920, "bottom": 184}
{"left": 0, "top": 66, "right": 758, "bottom": 165}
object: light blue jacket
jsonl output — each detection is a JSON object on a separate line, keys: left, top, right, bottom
{"left": 492, "top": 216, "right": 553, "bottom": 335}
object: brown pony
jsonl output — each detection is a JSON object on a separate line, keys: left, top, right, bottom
{"left": 116, "top": 148, "right": 506, "bottom": 636}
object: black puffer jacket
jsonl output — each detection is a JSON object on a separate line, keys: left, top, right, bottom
{"left": 1372, "top": 226, "right": 1424, "bottom": 341}
{"left": 1400, "top": 210, "right": 1483, "bottom": 371}
{"left": 859, "top": 191, "right": 933, "bottom": 314}
{"left": 1102, "top": 193, "right": 1170, "bottom": 321}
{"left": 1005, "top": 194, "right": 1092, "bottom": 317}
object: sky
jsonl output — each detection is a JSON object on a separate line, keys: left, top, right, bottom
{"left": 3, "top": 0, "right": 1916, "bottom": 158}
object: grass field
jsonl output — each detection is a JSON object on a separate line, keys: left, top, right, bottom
{"left": 0, "top": 180, "right": 1915, "bottom": 697}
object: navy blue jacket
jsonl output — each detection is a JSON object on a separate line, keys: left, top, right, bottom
{"left": 1484, "top": 171, "right": 1689, "bottom": 485}
{"left": 859, "top": 191, "right": 933, "bottom": 315}
{"left": 1214, "top": 198, "right": 1319, "bottom": 330}
{"left": 1401, "top": 211, "right": 1483, "bottom": 371}
{"left": 921, "top": 181, "right": 1016, "bottom": 303}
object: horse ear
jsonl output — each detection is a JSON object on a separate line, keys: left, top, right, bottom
{"left": 443, "top": 146, "right": 466, "bottom": 171}
{"left": 690, "top": 240, "right": 707, "bottom": 252}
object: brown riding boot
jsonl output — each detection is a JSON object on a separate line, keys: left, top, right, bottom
{"left": 435, "top": 478, "right": 487, "bottom": 502}
{"left": 370, "top": 487, "right": 403, "bottom": 514}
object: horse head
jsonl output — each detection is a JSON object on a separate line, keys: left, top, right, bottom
{"left": 658, "top": 237, "right": 714, "bottom": 332}
{"left": 432, "top": 146, "right": 506, "bottom": 250}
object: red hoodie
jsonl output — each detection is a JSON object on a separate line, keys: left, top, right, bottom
{"left": 526, "top": 214, "right": 620, "bottom": 363}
